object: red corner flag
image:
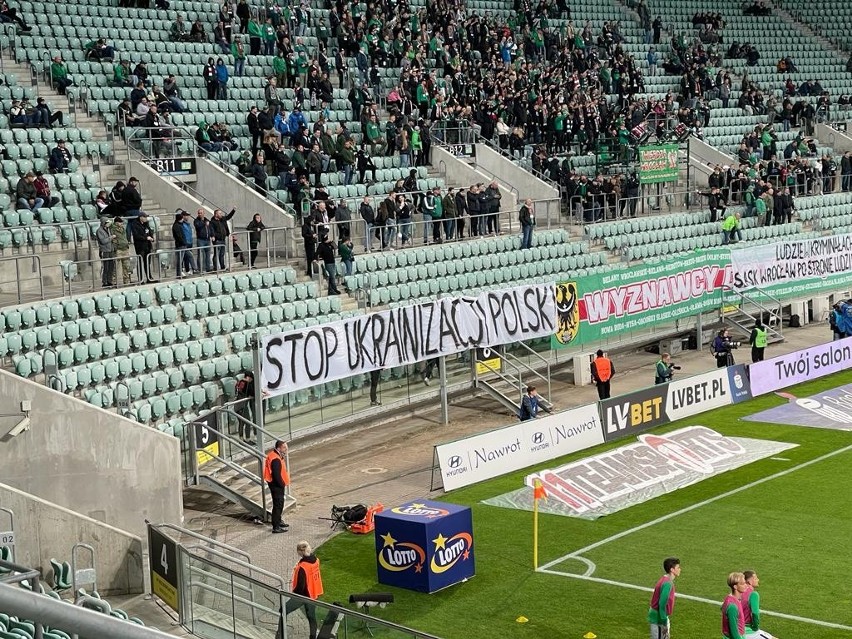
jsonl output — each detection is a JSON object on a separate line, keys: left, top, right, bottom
{"left": 533, "top": 479, "right": 547, "bottom": 502}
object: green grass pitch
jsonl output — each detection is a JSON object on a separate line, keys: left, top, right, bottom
{"left": 317, "top": 371, "right": 852, "bottom": 638}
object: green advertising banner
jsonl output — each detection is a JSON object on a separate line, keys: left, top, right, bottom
{"left": 638, "top": 144, "right": 679, "bottom": 184}
{"left": 552, "top": 250, "right": 731, "bottom": 349}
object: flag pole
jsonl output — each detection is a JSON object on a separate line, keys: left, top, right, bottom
{"left": 533, "top": 479, "right": 541, "bottom": 570}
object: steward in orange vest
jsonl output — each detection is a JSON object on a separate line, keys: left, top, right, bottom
{"left": 264, "top": 440, "right": 290, "bottom": 533}
{"left": 291, "top": 541, "right": 323, "bottom": 600}
{"left": 590, "top": 349, "right": 615, "bottom": 400}
{"left": 279, "top": 542, "right": 322, "bottom": 639}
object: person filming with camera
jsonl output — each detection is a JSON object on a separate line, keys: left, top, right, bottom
{"left": 655, "top": 353, "right": 680, "bottom": 384}
{"left": 713, "top": 328, "right": 739, "bottom": 368}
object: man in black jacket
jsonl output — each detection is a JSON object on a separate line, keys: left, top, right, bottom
{"left": 697, "top": 186, "right": 727, "bottom": 222}
{"left": 842, "top": 151, "right": 852, "bottom": 192}
{"left": 122, "top": 176, "right": 142, "bottom": 219}
{"left": 315, "top": 235, "right": 340, "bottom": 295}
{"left": 301, "top": 216, "right": 317, "bottom": 275}
{"left": 519, "top": 198, "right": 534, "bottom": 249}
{"left": 130, "top": 212, "right": 155, "bottom": 282}
{"left": 247, "top": 105, "right": 261, "bottom": 154}
{"left": 210, "top": 207, "right": 236, "bottom": 271}
{"left": 194, "top": 208, "right": 212, "bottom": 272}
{"left": 777, "top": 187, "right": 795, "bottom": 224}
{"left": 455, "top": 188, "right": 467, "bottom": 239}
{"left": 171, "top": 211, "right": 188, "bottom": 277}
{"left": 359, "top": 195, "right": 375, "bottom": 251}
{"left": 467, "top": 184, "right": 481, "bottom": 236}
{"left": 483, "top": 181, "right": 502, "bottom": 234}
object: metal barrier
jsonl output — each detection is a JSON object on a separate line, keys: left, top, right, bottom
{"left": 124, "top": 126, "right": 195, "bottom": 159}
{"left": 147, "top": 522, "right": 442, "bottom": 639}
{"left": 568, "top": 186, "right": 701, "bottom": 224}
{"left": 306, "top": 202, "right": 547, "bottom": 256}
{"left": 0, "top": 254, "right": 43, "bottom": 304}
{"left": 0, "top": 581, "right": 177, "bottom": 639}
{"left": 59, "top": 253, "right": 145, "bottom": 296}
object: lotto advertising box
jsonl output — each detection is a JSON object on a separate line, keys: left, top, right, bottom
{"left": 374, "top": 500, "right": 475, "bottom": 594}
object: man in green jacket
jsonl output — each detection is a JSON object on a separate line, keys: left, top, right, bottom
{"left": 231, "top": 36, "right": 247, "bottom": 77}
{"left": 430, "top": 187, "right": 443, "bottom": 243}
{"left": 272, "top": 51, "right": 287, "bottom": 87}
{"left": 442, "top": 188, "right": 457, "bottom": 240}
{"left": 721, "top": 211, "right": 742, "bottom": 245}
{"left": 365, "top": 114, "right": 384, "bottom": 156}
{"left": 339, "top": 139, "right": 355, "bottom": 186}
{"left": 50, "top": 56, "right": 72, "bottom": 95}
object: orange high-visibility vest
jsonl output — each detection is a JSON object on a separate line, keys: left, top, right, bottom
{"left": 595, "top": 357, "right": 612, "bottom": 382}
{"left": 292, "top": 558, "right": 323, "bottom": 599}
{"left": 263, "top": 449, "right": 290, "bottom": 486}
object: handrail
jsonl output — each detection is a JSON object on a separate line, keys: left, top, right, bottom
{"left": 505, "top": 351, "right": 550, "bottom": 393}
{"left": 0, "top": 254, "right": 43, "bottom": 304}
{"left": 477, "top": 356, "right": 524, "bottom": 403}
{"left": 172, "top": 131, "right": 300, "bottom": 218}
{"left": 186, "top": 554, "right": 257, "bottom": 597}
{"left": 183, "top": 578, "right": 278, "bottom": 617}
{"left": 0, "top": 583, "right": 176, "bottom": 639}
{"left": 185, "top": 545, "right": 285, "bottom": 590}
{"left": 509, "top": 341, "right": 552, "bottom": 401}
{"left": 146, "top": 521, "right": 252, "bottom": 564}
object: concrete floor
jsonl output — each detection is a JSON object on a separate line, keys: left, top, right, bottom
{"left": 119, "top": 320, "right": 834, "bottom": 634}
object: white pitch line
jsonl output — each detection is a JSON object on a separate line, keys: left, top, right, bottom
{"left": 539, "top": 569, "right": 852, "bottom": 632}
{"left": 538, "top": 443, "right": 852, "bottom": 572}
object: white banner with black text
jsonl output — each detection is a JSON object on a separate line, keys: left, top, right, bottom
{"left": 730, "top": 234, "right": 852, "bottom": 289}
{"left": 435, "top": 403, "right": 604, "bottom": 491}
{"left": 260, "top": 283, "right": 557, "bottom": 396}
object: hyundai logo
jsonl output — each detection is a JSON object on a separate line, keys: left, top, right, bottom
{"left": 532, "top": 432, "right": 545, "bottom": 445}
{"left": 448, "top": 455, "right": 463, "bottom": 469}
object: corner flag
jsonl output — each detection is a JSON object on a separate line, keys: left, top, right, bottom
{"left": 533, "top": 478, "right": 546, "bottom": 569}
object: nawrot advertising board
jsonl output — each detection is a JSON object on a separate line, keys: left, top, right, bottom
{"left": 552, "top": 250, "right": 732, "bottom": 350}
{"left": 374, "top": 500, "right": 475, "bottom": 594}
{"left": 434, "top": 403, "right": 603, "bottom": 491}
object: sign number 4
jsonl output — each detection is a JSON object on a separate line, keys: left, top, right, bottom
{"left": 160, "top": 543, "right": 169, "bottom": 575}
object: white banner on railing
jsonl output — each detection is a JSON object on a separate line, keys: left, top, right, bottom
{"left": 730, "top": 234, "right": 852, "bottom": 289}
{"left": 260, "top": 283, "right": 556, "bottom": 396}
{"left": 434, "top": 403, "right": 604, "bottom": 491}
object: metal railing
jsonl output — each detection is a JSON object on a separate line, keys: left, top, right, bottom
{"left": 507, "top": 341, "right": 553, "bottom": 402}
{"left": 123, "top": 125, "right": 196, "bottom": 160}
{"left": 0, "top": 254, "right": 43, "bottom": 304}
{"left": 720, "top": 285, "right": 785, "bottom": 341}
{"left": 568, "top": 186, "right": 702, "bottom": 225}
{"left": 147, "top": 523, "right": 443, "bottom": 639}
{"left": 59, "top": 253, "right": 145, "bottom": 296}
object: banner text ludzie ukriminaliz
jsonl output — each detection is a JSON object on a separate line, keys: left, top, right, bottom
{"left": 260, "top": 283, "right": 557, "bottom": 395}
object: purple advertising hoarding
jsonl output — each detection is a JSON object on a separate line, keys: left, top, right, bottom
{"left": 749, "top": 336, "right": 852, "bottom": 396}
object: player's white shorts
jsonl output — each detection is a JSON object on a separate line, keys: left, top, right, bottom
{"left": 745, "top": 631, "right": 775, "bottom": 639}
{"left": 650, "top": 621, "right": 670, "bottom": 639}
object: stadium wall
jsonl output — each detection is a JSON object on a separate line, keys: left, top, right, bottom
{"left": 0, "top": 370, "right": 183, "bottom": 538}
{"left": 815, "top": 122, "right": 852, "bottom": 153}
{"left": 193, "top": 159, "right": 298, "bottom": 241}
{"left": 0, "top": 482, "right": 144, "bottom": 595}
{"left": 473, "top": 143, "right": 559, "bottom": 202}
{"left": 131, "top": 161, "right": 210, "bottom": 220}
{"left": 432, "top": 146, "right": 517, "bottom": 207}
{"left": 688, "top": 137, "right": 736, "bottom": 186}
